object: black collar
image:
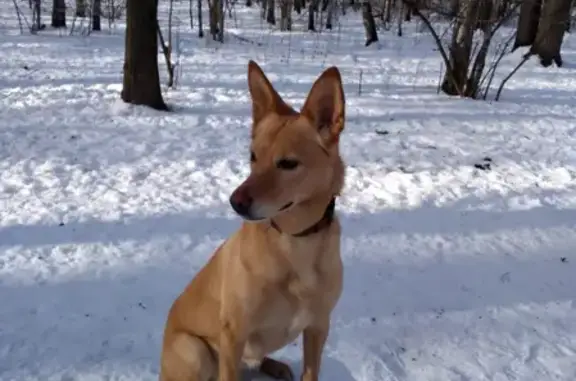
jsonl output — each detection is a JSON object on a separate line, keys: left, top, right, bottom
{"left": 270, "top": 198, "right": 336, "bottom": 238}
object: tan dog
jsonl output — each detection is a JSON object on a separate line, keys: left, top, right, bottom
{"left": 159, "top": 60, "right": 346, "bottom": 381}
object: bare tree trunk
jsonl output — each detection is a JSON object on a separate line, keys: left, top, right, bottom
{"left": 209, "top": 0, "right": 221, "bottom": 39}
{"left": 121, "top": 0, "right": 168, "bottom": 111}
{"left": 325, "top": 0, "right": 335, "bottom": 28}
{"left": 466, "top": 0, "right": 495, "bottom": 97}
{"left": 76, "top": 0, "right": 86, "bottom": 17}
{"left": 198, "top": 0, "right": 204, "bottom": 37}
{"left": 32, "top": 0, "right": 43, "bottom": 31}
{"left": 397, "top": 0, "right": 404, "bottom": 35}
{"left": 449, "top": 0, "right": 459, "bottom": 17}
{"left": 475, "top": 0, "right": 492, "bottom": 30}
{"left": 12, "top": 0, "right": 25, "bottom": 34}
{"left": 267, "top": 0, "right": 276, "bottom": 24}
{"left": 361, "top": 0, "right": 378, "bottom": 44}
{"left": 496, "top": 0, "right": 510, "bottom": 18}
{"left": 158, "top": 26, "right": 175, "bottom": 87}
{"left": 404, "top": 0, "right": 412, "bottom": 20}
{"left": 168, "top": 0, "right": 174, "bottom": 46}
{"left": 308, "top": 0, "right": 316, "bottom": 30}
{"left": 532, "top": 0, "right": 572, "bottom": 67}
{"left": 217, "top": 0, "right": 225, "bottom": 41}
{"left": 441, "top": 0, "right": 479, "bottom": 96}
{"left": 513, "top": 0, "right": 542, "bottom": 50}
{"left": 92, "top": 0, "right": 101, "bottom": 30}
{"left": 295, "top": 0, "right": 303, "bottom": 13}
{"left": 384, "top": 0, "right": 394, "bottom": 23}
{"left": 189, "top": 0, "right": 194, "bottom": 29}
{"left": 51, "top": 0, "right": 66, "bottom": 28}
{"left": 261, "top": 0, "right": 268, "bottom": 19}
{"left": 280, "top": 0, "right": 293, "bottom": 29}
{"left": 158, "top": 0, "right": 175, "bottom": 87}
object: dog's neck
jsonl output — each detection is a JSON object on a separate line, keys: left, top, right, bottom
{"left": 269, "top": 196, "right": 336, "bottom": 237}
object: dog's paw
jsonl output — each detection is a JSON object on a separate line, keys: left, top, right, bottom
{"left": 259, "top": 357, "right": 294, "bottom": 381}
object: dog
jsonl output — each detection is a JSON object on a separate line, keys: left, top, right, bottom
{"left": 159, "top": 60, "right": 346, "bottom": 381}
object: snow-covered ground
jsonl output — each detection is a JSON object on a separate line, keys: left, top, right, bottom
{"left": 1, "top": 4, "right": 576, "bottom": 381}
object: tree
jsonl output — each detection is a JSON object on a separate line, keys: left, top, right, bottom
{"left": 441, "top": 0, "right": 478, "bottom": 95}
{"left": 93, "top": 0, "right": 101, "bottom": 31}
{"left": 294, "top": 0, "right": 303, "bottom": 13}
{"left": 325, "top": 0, "right": 335, "bottom": 29}
{"left": 31, "top": 0, "right": 43, "bottom": 32}
{"left": 267, "top": 0, "right": 276, "bottom": 25}
{"left": 209, "top": 0, "right": 224, "bottom": 41}
{"left": 404, "top": 0, "right": 519, "bottom": 99}
{"left": 280, "top": 0, "right": 292, "bottom": 30}
{"left": 308, "top": 0, "right": 319, "bottom": 30}
{"left": 513, "top": 0, "right": 542, "bottom": 51}
{"left": 76, "top": 0, "right": 86, "bottom": 17}
{"left": 121, "top": 0, "right": 168, "bottom": 111}
{"left": 532, "top": 0, "right": 572, "bottom": 67}
{"left": 51, "top": 0, "right": 66, "bottom": 28}
{"left": 361, "top": 0, "right": 378, "bottom": 46}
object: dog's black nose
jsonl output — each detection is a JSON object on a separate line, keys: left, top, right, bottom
{"left": 229, "top": 192, "right": 253, "bottom": 217}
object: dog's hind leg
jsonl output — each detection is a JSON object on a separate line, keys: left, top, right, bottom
{"left": 160, "top": 333, "right": 217, "bottom": 381}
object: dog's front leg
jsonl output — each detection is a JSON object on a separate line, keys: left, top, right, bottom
{"left": 218, "top": 319, "right": 246, "bottom": 381}
{"left": 300, "top": 317, "right": 329, "bottom": 381}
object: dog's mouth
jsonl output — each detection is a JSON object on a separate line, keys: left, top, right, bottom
{"left": 240, "top": 202, "right": 294, "bottom": 222}
{"left": 279, "top": 202, "right": 293, "bottom": 212}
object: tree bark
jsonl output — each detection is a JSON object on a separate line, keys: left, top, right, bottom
{"left": 121, "top": 0, "right": 168, "bottom": 111}
{"left": 208, "top": 0, "right": 224, "bottom": 40}
{"left": 261, "top": 0, "right": 268, "bottom": 19}
{"left": 198, "top": 0, "right": 204, "bottom": 37}
{"left": 441, "top": 0, "right": 479, "bottom": 96}
{"left": 532, "top": 0, "right": 572, "bottom": 67}
{"left": 397, "top": 0, "right": 404, "bottom": 36}
{"left": 280, "top": 0, "right": 293, "bottom": 30}
{"left": 92, "top": 0, "right": 101, "bottom": 31}
{"left": 384, "top": 0, "right": 394, "bottom": 23}
{"left": 404, "top": 1, "right": 412, "bottom": 21}
{"left": 496, "top": 0, "right": 510, "bottom": 18}
{"left": 449, "top": 0, "right": 459, "bottom": 17}
{"left": 217, "top": 0, "right": 224, "bottom": 41}
{"left": 32, "top": 0, "right": 43, "bottom": 31}
{"left": 513, "top": 0, "right": 542, "bottom": 50}
{"left": 325, "top": 0, "right": 334, "bottom": 29}
{"left": 362, "top": 0, "right": 378, "bottom": 45}
{"left": 295, "top": 0, "right": 303, "bottom": 13}
{"left": 308, "top": 0, "right": 316, "bottom": 30}
{"left": 466, "top": 0, "right": 496, "bottom": 97}
{"left": 267, "top": 0, "right": 276, "bottom": 24}
{"left": 475, "top": 0, "right": 493, "bottom": 30}
{"left": 76, "top": 0, "right": 86, "bottom": 17}
{"left": 51, "top": 0, "right": 66, "bottom": 28}
{"left": 209, "top": 0, "right": 218, "bottom": 38}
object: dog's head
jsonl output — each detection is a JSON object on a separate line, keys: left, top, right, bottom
{"left": 229, "top": 60, "right": 346, "bottom": 221}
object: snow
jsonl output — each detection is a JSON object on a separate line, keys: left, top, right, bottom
{"left": 1, "top": 4, "right": 576, "bottom": 381}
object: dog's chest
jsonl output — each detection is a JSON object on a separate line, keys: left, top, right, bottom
{"left": 243, "top": 270, "right": 320, "bottom": 362}
{"left": 264, "top": 269, "right": 318, "bottom": 331}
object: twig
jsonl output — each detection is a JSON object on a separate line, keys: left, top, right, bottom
{"left": 12, "top": 0, "right": 25, "bottom": 34}
{"left": 495, "top": 51, "right": 532, "bottom": 101}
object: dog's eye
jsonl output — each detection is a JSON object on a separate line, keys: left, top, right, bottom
{"left": 276, "top": 159, "right": 299, "bottom": 170}
{"left": 250, "top": 151, "right": 256, "bottom": 163}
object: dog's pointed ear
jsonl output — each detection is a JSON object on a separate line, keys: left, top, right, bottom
{"left": 301, "top": 67, "right": 345, "bottom": 145}
{"left": 247, "top": 60, "right": 293, "bottom": 127}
